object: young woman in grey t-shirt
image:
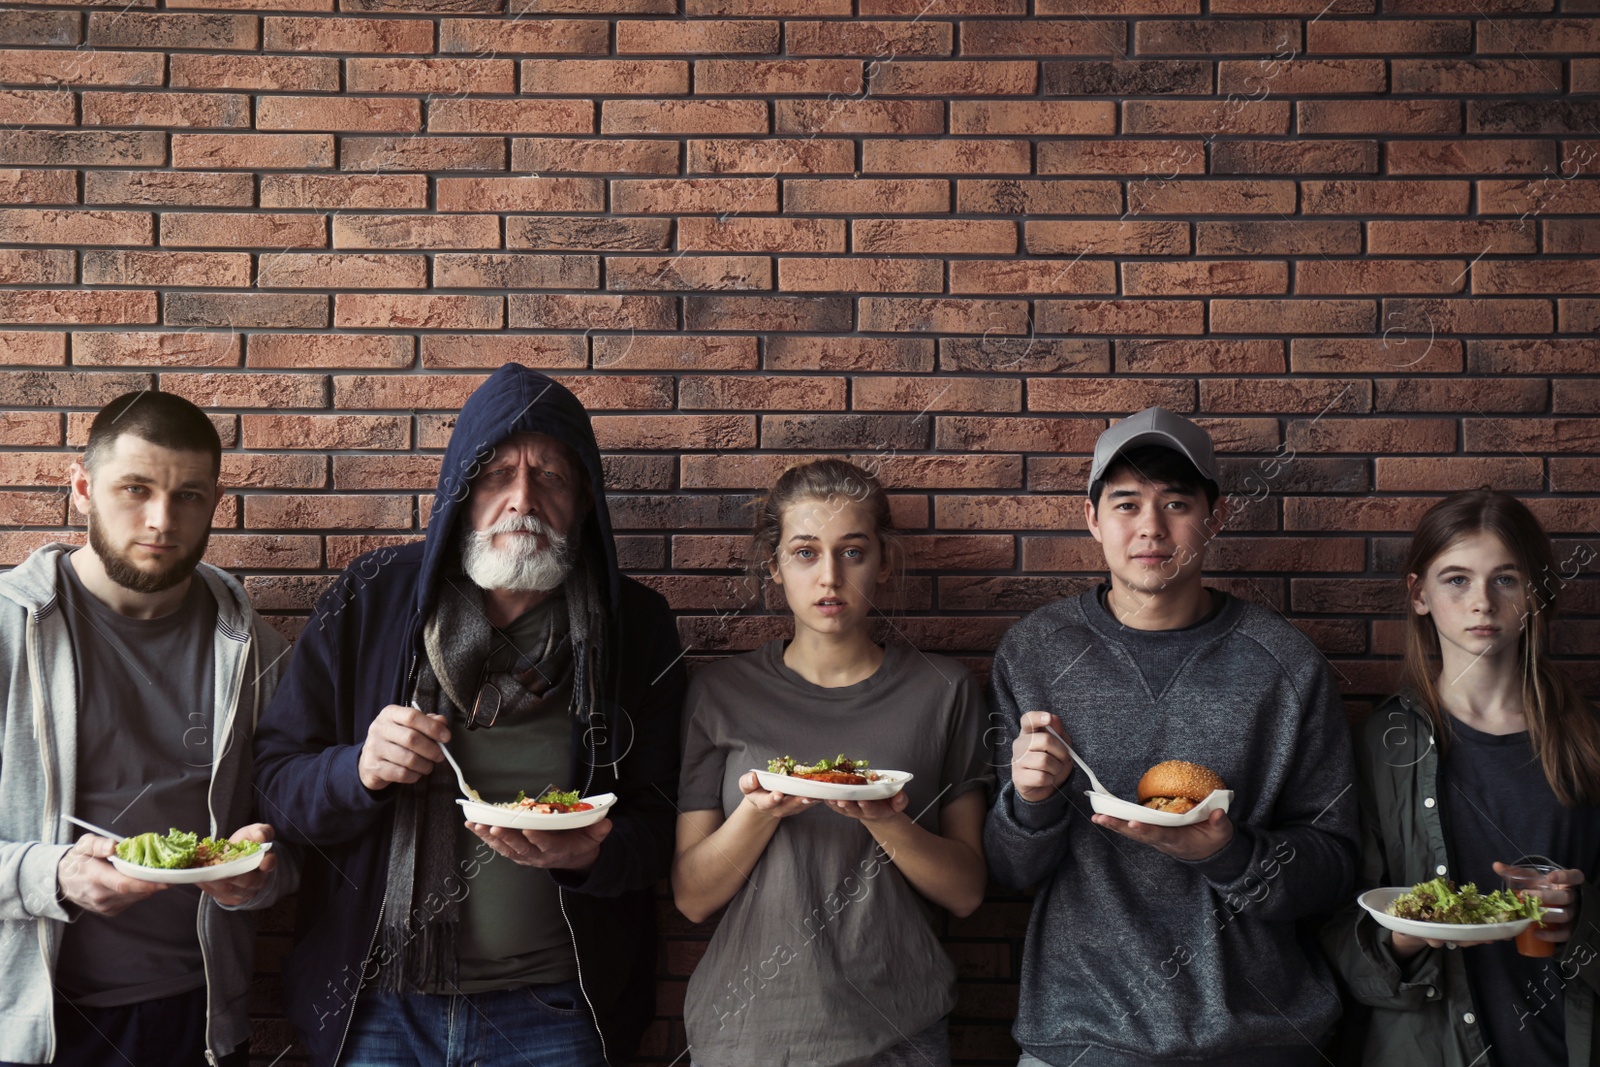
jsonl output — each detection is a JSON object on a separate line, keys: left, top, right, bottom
{"left": 672, "top": 459, "right": 993, "bottom": 1067}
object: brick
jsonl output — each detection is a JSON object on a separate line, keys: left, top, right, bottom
{"left": 165, "top": 293, "right": 326, "bottom": 329}
{"left": 764, "top": 336, "right": 932, "bottom": 372}
{"left": 333, "top": 454, "right": 438, "bottom": 490}
{"left": 1196, "top": 418, "right": 1283, "bottom": 453}
{"left": 160, "top": 212, "right": 326, "bottom": 249}
{"left": 949, "top": 259, "right": 1115, "bottom": 295}
{"left": 943, "top": 337, "right": 1109, "bottom": 373}
{"left": 82, "top": 250, "right": 249, "bottom": 288}
{"left": 0, "top": 414, "right": 61, "bottom": 448}
{"left": 433, "top": 252, "right": 596, "bottom": 289}
{"left": 1551, "top": 459, "right": 1600, "bottom": 493}
{"left": 1136, "top": 19, "right": 1300, "bottom": 54}
{"left": 606, "top": 255, "right": 769, "bottom": 291}
{"left": 684, "top": 295, "right": 847, "bottom": 332}
{"left": 1196, "top": 221, "right": 1359, "bottom": 256}
{"left": 784, "top": 179, "right": 947, "bottom": 216}
{"left": 1041, "top": 138, "right": 1206, "bottom": 175}
{"left": 0, "top": 89, "right": 75, "bottom": 126}
{"left": 512, "top": 137, "right": 675, "bottom": 174}
{"left": 1212, "top": 140, "right": 1379, "bottom": 175}
{"left": 242, "top": 414, "right": 408, "bottom": 449}
{"left": 519, "top": 59, "right": 683, "bottom": 96}
{"left": 554, "top": 375, "right": 675, "bottom": 411}
{"left": 1124, "top": 260, "right": 1286, "bottom": 296}
{"left": 611, "top": 178, "right": 776, "bottom": 215}
{"left": 0, "top": 48, "right": 163, "bottom": 86}
{"left": 171, "top": 54, "right": 338, "bottom": 92}
{"left": 333, "top": 293, "right": 499, "bottom": 330}
{"left": 161, "top": 371, "right": 325, "bottom": 409}
{"left": 859, "top": 297, "right": 1028, "bottom": 334}
{"left": 775, "top": 99, "right": 944, "bottom": 135}
{"left": 1029, "top": 376, "right": 1195, "bottom": 413}
{"left": 1035, "top": 299, "right": 1205, "bottom": 335}
{"left": 868, "top": 61, "right": 1035, "bottom": 95}
{"left": 696, "top": 60, "right": 861, "bottom": 96}
{"left": 1561, "top": 298, "right": 1600, "bottom": 333}
{"left": 615, "top": 19, "right": 776, "bottom": 54}
{"left": 347, "top": 59, "right": 515, "bottom": 95}
{"left": 855, "top": 377, "right": 1021, "bottom": 412}
{"left": 258, "top": 252, "right": 426, "bottom": 289}
{"left": 1287, "top": 417, "right": 1455, "bottom": 454}
{"left": 761, "top": 413, "right": 926, "bottom": 450}
{"left": 257, "top": 97, "right": 419, "bottom": 133}
{"left": 343, "top": 135, "right": 504, "bottom": 172}
{"left": 1307, "top": 18, "right": 1470, "bottom": 53}
{"left": 1043, "top": 58, "right": 1210, "bottom": 94}
{"left": 0, "top": 451, "right": 75, "bottom": 483}
{"left": 854, "top": 219, "right": 1015, "bottom": 255}
{"left": 1465, "top": 419, "right": 1600, "bottom": 453}
{"left": 81, "top": 90, "right": 249, "bottom": 129}
{"left": 438, "top": 17, "right": 605, "bottom": 53}
{"left": 508, "top": 216, "right": 670, "bottom": 251}
{"left": 90, "top": 11, "right": 257, "bottom": 49}
{"left": 1478, "top": 176, "right": 1600, "bottom": 215}
{"left": 1368, "top": 220, "right": 1533, "bottom": 255}
{"left": 1377, "top": 377, "right": 1545, "bottom": 413}
{"left": 1384, "top": 297, "right": 1553, "bottom": 334}
{"left": 0, "top": 11, "right": 80, "bottom": 46}
{"left": 205, "top": 535, "right": 323, "bottom": 571}
{"left": 592, "top": 414, "right": 754, "bottom": 450}
{"left": 934, "top": 495, "right": 1082, "bottom": 532}
{"left": 1128, "top": 180, "right": 1295, "bottom": 216}
{"left": 1302, "top": 180, "right": 1470, "bottom": 214}
{"left": 1291, "top": 337, "right": 1462, "bottom": 373}
{"left": 1547, "top": 220, "right": 1600, "bottom": 255}
{"left": 1200, "top": 377, "right": 1369, "bottom": 414}
{"left": 690, "top": 0, "right": 847, "bottom": 11}
{"left": 1212, "top": 299, "right": 1376, "bottom": 334}
{"left": 678, "top": 218, "right": 839, "bottom": 255}
{"left": 678, "top": 375, "right": 844, "bottom": 411}
{"left": 0, "top": 248, "right": 73, "bottom": 285}
{"left": 1556, "top": 382, "right": 1600, "bottom": 414}
{"left": 0, "top": 168, "right": 78, "bottom": 205}
{"left": 1470, "top": 338, "right": 1600, "bottom": 374}
{"left": 88, "top": 171, "right": 254, "bottom": 207}
{"left": 0, "top": 131, "right": 165, "bottom": 167}
{"left": 1475, "top": 259, "right": 1600, "bottom": 294}
{"left": 0, "top": 334, "right": 66, "bottom": 366}
{"left": 862, "top": 139, "right": 1031, "bottom": 175}
{"left": 1125, "top": 100, "right": 1291, "bottom": 136}
{"left": 435, "top": 176, "right": 599, "bottom": 213}
{"left": 1285, "top": 497, "right": 1433, "bottom": 535}
{"left": 1118, "top": 338, "right": 1281, "bottom": 374}
{"left": 332, "top": 373, "right": 485, "bottom": 408}
{"left": 264, "top": 15, "right": 433, "bottom": 52}
{"left": 777, "top": 257, "right": 939, "bottom": 294}
{"left": 0, "top": 291, "right": 156, "bottom": 326}
{"left": 334, "top": 214, "right": 499, "bottom": 249}
{"left": 1298, "top": 99, "right": 1460, "bottom": 135}
{"left": 420, "top": 333, "right": 584, "bottom": 368}
{"left": 74, "top": 331, "right": 239, "bottom": 367}
{"left": 593, "top": 334, "right": 755, "bottom": 370}
{"left": 172, "top": 133, "right": 333, "bottom": 170}
{"left": 602, "top": 100, "right": 768, "bottom": 136}
{"left": 934, "top": 415, "right": 1100, "bottom": 454}
{"left": 789, "top": 20, "right": 951, "bottom": 56}
{"left": 1387, "top": 139, "right": 1553, "bottom": 175}
{"left": 260, "top": 173, "right": 427, "bottom": 210}
{"left": 432, "top": 99, "right": 595, "bottom": 135}
{"left": 688, "top": 139, "right": 853, "bottom": 175}
{"left": 1220, "top": 57, "right": 1385, "bottom": 96}
{"left": 865, "top": 0, "right": 1025, "bottom": 10}
{"left": 965, "top": 20, "right": 1123, "bottom": 55}
{"left": 1298, "top": 259, "right": 1466, "bottom": 295}
{"left": 1394, "top": 59, "right": 1561, "bottom": 94}
{"left": 0, "top": 371, "right": 150, "bottom": 408}
{"left": 508, "top": 293, "right": 674, "bottom": 331}
{"left": 1026, "top": 220, "right": 1187, "bottom": 256}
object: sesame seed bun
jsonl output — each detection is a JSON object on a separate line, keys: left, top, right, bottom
{"left": 1137, "top": 760, "right": 1226, "bottom": 809}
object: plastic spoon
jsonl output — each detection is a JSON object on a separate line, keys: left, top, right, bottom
{"left": 1042, "top": 722, "right": 1113, "bottom": 796}
{"left": 412, "top": 701, "right": 480, "bottom": 802}
{"left": 63, "top": 813, "right": 124, "bottom": 842}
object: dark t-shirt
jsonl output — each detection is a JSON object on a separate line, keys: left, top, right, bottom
{"left": 678, "top": 640, "right": 993, "bottom": 1067}
{"left": 1440, "top": 712, "right": 1600, "bottom": 1067}
{"left": 53, "top": 552, "right": 217, "bottom": 1008}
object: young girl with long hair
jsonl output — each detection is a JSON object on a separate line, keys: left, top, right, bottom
{"left": 1324, "top": 489, "right": 1600, "bottom": 1066}
{"left": 672, "top": 459, "right": 992, "bottom": 1067}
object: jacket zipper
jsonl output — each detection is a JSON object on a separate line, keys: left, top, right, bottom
{"left": 332, "top": 651, "right": 420, "bottom": 1067}
{"left": 27, "top": 610, "right": 57, "bottom": 1065}
{"left": 197, "top": 628, "right": 253, "bottom": 1067}
{"left": 558, "top": 703, "right": 608, "bottom": 1064}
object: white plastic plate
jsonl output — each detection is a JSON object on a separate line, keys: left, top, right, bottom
{"left": 457, "top": 792, "right": 617, "bottom": 830}
{"left": 1358, "top": 887, "right": 1535, "bottom": 942}
{"left": 753, "top": 769, "right": 913, "bottom": 801}
{"left": 109, "top": 842, "right": 271, "bottom": 885}
{"left": 1086, "top": 788, "right": 1233, "bottom": 827}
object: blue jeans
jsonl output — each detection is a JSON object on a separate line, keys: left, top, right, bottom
{"left": 342, "top": 982, "right": 607, "bottom": 1067}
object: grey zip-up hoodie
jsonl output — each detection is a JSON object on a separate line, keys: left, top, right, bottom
{"left": 0, "top": 543, "right": 295, "bottom": 1064}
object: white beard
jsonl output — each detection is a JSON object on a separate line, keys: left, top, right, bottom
{"left": 461, "top": 515, "right": 574, "bottom": 593}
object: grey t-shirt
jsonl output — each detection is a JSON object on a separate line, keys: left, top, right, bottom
{"left": 679, "top": 640, "right": 993, "bottom": 1067}
{"left": 53, "top": 551, "right": 217, "bottom": 1008}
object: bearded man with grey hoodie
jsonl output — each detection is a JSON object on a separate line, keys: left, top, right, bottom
{"left": 0, "top": 392, "right": 293, "bottom": 1067}
{"left": 984, "top": 409, "right": 1359, "bottom": 1067}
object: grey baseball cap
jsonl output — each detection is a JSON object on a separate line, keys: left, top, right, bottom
{"left": 1088, "top": 407, "right": 1219, "bottom": 494}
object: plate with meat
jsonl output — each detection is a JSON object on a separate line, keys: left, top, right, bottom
{"left": 108, "top": 828, "right": 271, "bottom": 884}
{"left": 754, "top": 755, "right": 913, "bottom": 801}
{"left": 458, "top": 789, "right": 617, "bottom": 830}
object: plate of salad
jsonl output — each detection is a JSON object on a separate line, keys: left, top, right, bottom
{"left": 458, "top": 789, "right": 617, "bottom": 830}
{"left": 109, "top": 828, "right": 270, "bottom": 885}
{"left": 1359, "top": 878, "right": 1544, "bottom": 942}
{"left": 754, "top": 755, "right": 912, "bottom": 801}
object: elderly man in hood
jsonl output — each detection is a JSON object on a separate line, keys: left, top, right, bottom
{"left": 255, "top": 365, "right": 686, "bottom": 1067}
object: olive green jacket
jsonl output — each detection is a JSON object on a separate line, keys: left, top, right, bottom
{"left": 1321, "top": 692, "right": 1600, "bottom": 1067}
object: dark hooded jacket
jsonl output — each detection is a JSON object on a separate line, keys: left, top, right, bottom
{"left": 254, "top": 364, "right": 686, "bottom": 1066}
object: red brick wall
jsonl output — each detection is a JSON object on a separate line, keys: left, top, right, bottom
{"left": 3, "top": 0, "right": 1599, "bottom": 1061}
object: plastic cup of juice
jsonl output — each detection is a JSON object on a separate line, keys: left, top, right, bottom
{"left": 1502, "top": 864, "right": 1563, "bottom": 959}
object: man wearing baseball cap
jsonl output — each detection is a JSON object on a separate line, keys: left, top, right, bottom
{"left": 983, "top": 408, "right": 1359, "bottom": 1066}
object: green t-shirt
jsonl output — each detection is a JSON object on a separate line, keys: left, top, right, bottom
{"left": 447, "top": 595, "right": 578, "bottom": 991}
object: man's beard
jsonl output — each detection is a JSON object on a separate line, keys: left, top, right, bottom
{"left": 87, "top": 505, "right": 209, "bottom": 594}
{"left": 461, "top": 515, "right": 575, "bottom": 593}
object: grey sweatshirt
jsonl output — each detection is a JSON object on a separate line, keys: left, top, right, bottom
{"left": 984, "top": 588, "right": 1359, "bottom": 1065}
{"left": 0, "top": 544, "right": 295, "bottom": 1064}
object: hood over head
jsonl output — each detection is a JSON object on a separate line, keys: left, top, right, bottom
{"left": 419, "top": 364, "right": 617, "bottom": 621}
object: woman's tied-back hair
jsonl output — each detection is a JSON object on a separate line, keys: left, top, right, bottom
{"left": 1401, "top": 487, "right": 1600, "bottom": 806}
{"left": 748, "top": 458, "right": 904, "bottom": 605}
